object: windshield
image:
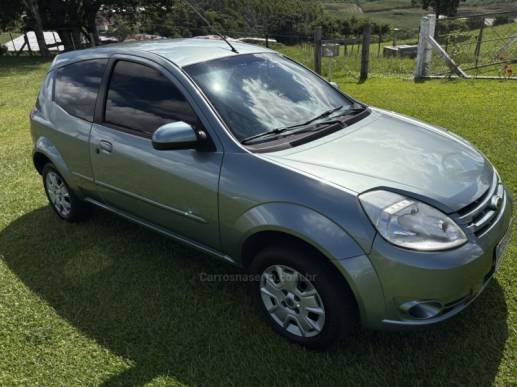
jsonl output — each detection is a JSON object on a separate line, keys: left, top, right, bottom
{"left": 185, "top": 53, "right": 353, "bottom": 142}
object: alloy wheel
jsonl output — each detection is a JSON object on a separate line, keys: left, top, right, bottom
{"left": 45, "top": 171, "right": 72, "bottom": 218}
{"left": 260, "top": 264, "right": 325, "bottom": 338}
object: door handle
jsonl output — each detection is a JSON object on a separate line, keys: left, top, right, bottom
{"left": 99, "top": 140, "right": 113, "bottom": 153}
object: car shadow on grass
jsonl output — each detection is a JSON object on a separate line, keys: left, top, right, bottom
{"left": 0, "top": 206, "right": 509, "bottom": 386}
{"left": 0, "top": 56, "right": 51, "bottom": 77}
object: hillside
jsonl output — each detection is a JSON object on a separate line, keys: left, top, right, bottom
{"left": 322, "top": 0, "right": 517, "bottom": 35}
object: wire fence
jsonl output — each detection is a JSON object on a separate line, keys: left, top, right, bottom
{"left": 431, "top": 11, "right": 517, "bottom": 78}
{"left": 224, "top": 28, "right": 417, "bottom": 80}
{"left": 4, "top": 11, "right": 516, "bottom": 81}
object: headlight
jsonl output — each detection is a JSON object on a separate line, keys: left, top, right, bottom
{"left": 359, "top": 190, "right": 467, "bottom": 251}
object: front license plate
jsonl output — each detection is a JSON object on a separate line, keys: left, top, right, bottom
{"left": 495, "top": 218, "right": 513, "bottom": 269}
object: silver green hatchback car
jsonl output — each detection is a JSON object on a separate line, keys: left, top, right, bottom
{"left": 30, "top": 39, "right": 513, "bottom": 349}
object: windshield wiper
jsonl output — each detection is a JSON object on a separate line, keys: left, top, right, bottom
{"left": 241, "top": 118, "right": 323, "bottom": 145}
{"left": 345, "top": 103, "right": 368, "bottom": 114}
{"left": 241, "top": 126, "right": 297, "bottom": 145}
{"left": 286, "top": 104, "right": 368, "bottom": 136}
{"left": 299, "top": 105, "right": 346, "bottom": 126}
{"left": 241, "top": 106, "right": 344, "bottom": 145}
{"left": 240, "top": 103, "right": 368, "bottom": 145}
{"left": 299, "top": 103, "right": 365, "bottom": 126}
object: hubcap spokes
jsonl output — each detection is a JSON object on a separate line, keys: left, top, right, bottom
{"left": 46, "top": 171, "right": 71, "bottom": 217}
{"left": 260, "top": 265, "right": 325, "bottom": 338}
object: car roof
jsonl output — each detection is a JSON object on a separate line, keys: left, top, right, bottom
{"left": 51, "top": 38, "right": 275, "bottom": 69}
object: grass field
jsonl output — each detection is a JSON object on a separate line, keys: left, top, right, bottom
{"left": 0, "top": 33, "right": 14, "bottom": 45}
{"left": 278, "top": 43, "right": 417, "bottom": 79}
{"left": 0, "top": 56, "right": 516, "bottom": 386}
{"left": 321, "top": 0, "right": 517, "bottom": 37}
{"left": 322, "top": 0, "right": 426, "bottom": 34}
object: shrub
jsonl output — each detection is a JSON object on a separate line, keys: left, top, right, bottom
{"left": 493, "top": 15, "right": 510, "bottom": 26}
{"left": 466, "top": 16, "right": 484, "bottom": 30}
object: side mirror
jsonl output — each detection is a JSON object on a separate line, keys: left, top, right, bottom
{"left": 152, "top": 121, "right": 200, "bottom": 150}
{"left": 330, "top": 81, "right": 340, "bottom": 90}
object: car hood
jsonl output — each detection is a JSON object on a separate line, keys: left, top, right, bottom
{"left": 261, "top": 108, "right": 494, "bottom": 212}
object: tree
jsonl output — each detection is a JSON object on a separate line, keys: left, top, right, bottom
{"left": 315, "top": 16, "right": 340, "bottom": 38}
{"left": 0, "top": 0, "right": 24, "bottom": 30}
{"left": 135, "top": 0, "right": 322, "bottom": 43}
{"left": 83, "top": 0, "right": 103, "bottom": 45}
{"left": 412, "top": 0, "right": 466, "bottom": 18}
{"left": 372, "top": 22, "right": 390, "bottom": 56}
{"left": 23, "top": 0, "right": 51, "bottom": 57}
{"left": 0, "top": 0, "right": 51, "bottom": 56}
{"left": 0, "top": 0, "right": 96, "bottom": 52}
{"left": 39, "top": 0, "right": 128, "bottom": 50}
{"left": 2, "top": 0, "right": 325, "bottom": 53}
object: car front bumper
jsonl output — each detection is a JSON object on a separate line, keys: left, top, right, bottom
{"left": 337, "top": 186, "right": 513, "bottom": 330}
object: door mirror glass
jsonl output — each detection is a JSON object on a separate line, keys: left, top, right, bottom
{"left": 152, "top": 121, "right": 198, "bottom": 150}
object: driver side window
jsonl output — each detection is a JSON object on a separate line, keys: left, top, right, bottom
{"left": 104, "top": 60, "right": 197, "bottom": 136}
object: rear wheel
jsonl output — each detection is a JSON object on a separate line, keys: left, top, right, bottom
{"left": 249, "top": 245, "right": 358, "bottom": 350}
{"left": 42, "top": 163, "right": 92, "bottom": 222}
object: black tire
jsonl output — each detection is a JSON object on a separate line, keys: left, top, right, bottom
{"left": 249, "top": 244, "right": 358, "bottom": 350}
{"left": 42, "top": 163, "right": 92, "bottom": 222}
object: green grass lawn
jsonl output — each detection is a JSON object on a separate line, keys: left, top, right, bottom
{"left": 0, "top": 56, "right": 516, "bottom": 386}
{"left": 0, "top": 33, "right": 13, "bottom": 45}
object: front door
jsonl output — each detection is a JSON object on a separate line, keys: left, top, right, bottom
{"left": 90, "top": 58, "right": 222, "bottom": 250}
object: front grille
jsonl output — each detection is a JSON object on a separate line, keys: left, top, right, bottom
{"left": 457, "top": 172, "right": 505, "bottom": 238}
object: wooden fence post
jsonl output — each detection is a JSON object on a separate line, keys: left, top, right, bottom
{"left": 9, "top": 32, "right": 15, "bottom": 55}
{"left": 360, "top": 24, "right": 371, "bottom": 81}
{"left": 415, "top": 14, "right": 436, "bottom": 79}
{"left": 24, "top": 33, "right": 33, "bottom": 56}
{"left": 16, "top": 40, "right": 27, "bottom": 56}
{"left": 314, "top": 26, "right": 322, "bottom": 74}
{"left": 474, "top": 18, "right": 485, "bottom": 69}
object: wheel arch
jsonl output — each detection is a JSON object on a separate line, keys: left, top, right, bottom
{"left": 241, "top": 230, "right": 342, "bottom": 271}
{"left": 32, "top": 137, "right": 76, "bottom": 190}
{"left": 33, "top": 152, "right": 51, "bottom": 174}
{"left": 228, "top": 202, "right": 381, "bottom": 325}
{"left": 239, "top": 227, "right": 387, "bottom": 328}
{"left": 241, "top": 230, "right": 348, "bottom": 284}
{"left": 232, "top": 202, "right": 364, "bottom": 265}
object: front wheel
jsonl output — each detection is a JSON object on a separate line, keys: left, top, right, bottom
{"left": 249, "top": 245, "right": 358, "bottom": 350}
{"left": 42, "top": 163, "right": 92, "bottom": 222}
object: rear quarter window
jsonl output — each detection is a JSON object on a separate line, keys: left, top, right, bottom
{"left": 54, "top": 59, "right": 107, "bottom": 122}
